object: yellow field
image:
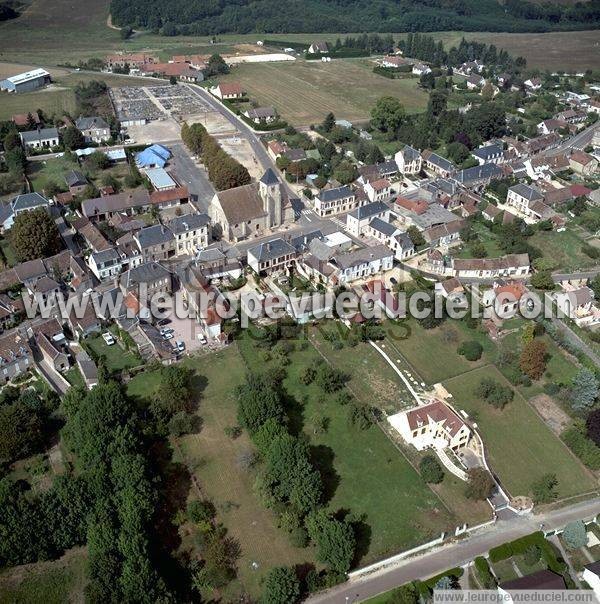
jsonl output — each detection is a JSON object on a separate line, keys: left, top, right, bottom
{"left": 220, "top": 58, "right": 429, "bottom": 126}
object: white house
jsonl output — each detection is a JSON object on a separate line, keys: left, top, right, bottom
{"left": 388, "top": 399, "right": 471, "bottom": 452}
{"left": 20, "top": 127, "right": 59, "bottom": 151}
{"left": 330, "top": 244, "right": 393, "bottom": 284}
{"left": 0, "top": 192, "right": 50, "bottom": 232}
{"left": 75, "top": 116, "right": 110, "bottom": 143}
{"left": 506, "top": 184, "right": 544, "bottom": 218}
{"left": 412, "top": 63, "right": 431, "bottom": 76}
{"left": 247, "top": 237, "right": 296, "bottom": 275}
{"left": 524, "top": 77, "right": 543, "bottom": 91}
{"left": 452, "top": 254, "right": 530, "bottom": 280}
{"left": 210, "top": 82, "right": 244, "bottom": 99}
{"left": 313, "top": 185, "right": 360, "bottom": 217}
{"left": 553, "top": 286, "right": 599, "bottom": 326}
{"left": 582, "top": 562, "right": 600, "bottom": 601}
{"left": 88, "top": 247, "right": 122, "bottom": 281}
{"left": 346, "top": 202, "right": 390, "bottom": 237}
{"left": 168, "top": 213, "right": 210, "bottom": 256}
{"left": 364, "top": 178, "right": 391, "bottom": 202}
{"left": 395, "top": 145, "right": 422, "bottom": 174}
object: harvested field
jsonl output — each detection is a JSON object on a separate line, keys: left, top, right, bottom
{"left": 219, "top": 58, "right": 429, "bottom": 126}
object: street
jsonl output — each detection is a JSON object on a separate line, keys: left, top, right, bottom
{"left": 308, "top": 497, "right": 600, "bottom": 603}
{"left": 168, "top": 142, "right": 216, "bottom": 212}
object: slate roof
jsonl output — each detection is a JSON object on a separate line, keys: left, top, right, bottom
{"left": 400, "top": 145, "right": 420, "bottom": 162}
{"left": 423, "top": 151, "right": 455, "bottom": 173}
{"left": 121, "top": 261, "right": 170, "bottom": 288}
{"left": 91, "top": 247, "right": 120, "bottom": 266}
{"left": 509, "top": 183, "right": 544, "bottom": 202}
{"left": 455, "top": 163, "right": 503, "bottom": 185}
{"left": 472, "top": 143, "right": 503, "bottom": 161}
{"left": 136, "top": 224, "right": 174, "bottom": 248}
{"left": 318, "top": 186, "right": 353, "bottom": 202}
{"left": 12, "top": 192, "right": 49, "bottom": 212}
{"left": 168, "top": 213, "right": 210, "bottom": 234}
{"left": 332, "top": 244, "right": 393, "bottom": 270}
{"left": 20, "top": 128, "right": 58, "bottom": 143}
{"left": 369, "top": 217, "right": 397, "bottom": 237}
{"left": 75, "top": 116, "right": 109, "bottom": 130}
{"left": 248, "top": 238, "right": 296, "bottom": 263}
{"left": 349, "top": 201, "right": 388, "bottom": 220}
{"left": 65, "top": 170, "right": 87, "bottom": 188}
{"left": 260, "top": 168, "right": 279, "bottom": 186}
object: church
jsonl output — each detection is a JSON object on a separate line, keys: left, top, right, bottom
{"left": 208, "top": 168, "right": 295, "bottom": 242}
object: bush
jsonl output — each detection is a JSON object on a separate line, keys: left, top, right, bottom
{"left": 531, "top": 473, "right": 558, "bottom": 504}
{"left": 523, "top": 545, "right": 541, "bottom": 566}
{"left": 347, "top": 403, "right": 372, "bottom": 430}
{"left": 419, "top": 455, "right": 444, "bottom": 484}
{"left": 562, "top": 421, "right": 600, "bottom": 470}
{"left": 475, "top": 377, "right": 514, "bottom": 409}
{"left": 465, "top": 468, "right": 495, "bottom": 501}
{"left": 187, "top": 499, "right": 216, "bottom": 524}
{"left": 458, "top": 340, "right": 483, "bottom": 361}
{"left": 474, "top": 556, "right": 496, "bottom": 588}
{"left": 489, "top": 532, "right": 565, "bottom": 574}
{"left": 562, "top": 520, "right": 587, "bottom": 550}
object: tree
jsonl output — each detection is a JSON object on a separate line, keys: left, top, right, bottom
{"left": 465, "top": 468, "right": 495, "bottom": 500}
{"left": 435, "top": 576, "right": 454, "bottom": 590}
{"left": 260, "top": 566, "right": 300, "bottom": 604}
{"left": 562, "top": 520, "right": 587, "bottom": 550}
{"left": 169, "top": 75, "right": 177, "bottom": 85}
{"left": 371, "top": 96, "right": 405, "bottom": 133}
{"left": 388, "top": 583, "right": 419, "bottom": 604}
{"left": 476, "top": 378, "right": 514, "bottom": 409}
{"left": 315, "top": 365, "right": 347, "bottom": 393}
{"left": 61, "top": 126, "right": 84, "bottom": 150}
{"left": 570, "top": 369, "right": 598, "bottom": 411}
{"left": 306, "top": 509, "right": 355, "bottom": 574}
{"left": 205, "top": 53, "right": 229, "bottom": 77}
{"left": 236, "top": 374, "right": 285, "bottom": 434}
{"left": 586, "top": 409, "right": 600, "bottom": 446}
{"left": 120, "top": 25, "right": 133, "bottom": 39}
{"left": 407, "top": 225, "right": 425, "bottom": 247}
{"left": 0, "top": 401, "right": 44, "bottom": 462}
{"left": 419, "top": 455, "right": 444, "bottom": 483}
{"left": 530, "top": 270, "right": 555, "bottom": 290}
{"left": 531, "top": 473, "right": 558, "bottom": 504}
{"left": 87, "top": 151, "right": 110, "bottom": 170}
{"left": 519, "top": 339, "right": 547, "bottom": 380}
{"left": 446, "top": 142, "right": 469, "bottom": 164}
{"left": 10, "top": 208, "right": 61, "bottom": 262}
{"left": 321, "top": 112, "right": 336, "bottom": 132}
{"left": 458, "top": 340, "right": 483, "bottom": 361}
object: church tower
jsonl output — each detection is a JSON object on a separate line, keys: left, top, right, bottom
{"left": 259, "top": 168, "right": 282, "bottom": 228}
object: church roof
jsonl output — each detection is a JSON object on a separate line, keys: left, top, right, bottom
{"left": 260, "top": 168, "right": 279, "bottom": 186}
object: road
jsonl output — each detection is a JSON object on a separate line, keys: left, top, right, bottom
{"left": 309, "top": 497, "right": 600, "bottom": 604}
{"left": 550, "top": 317, "right": 600, "bottom": 366}
{"left": 168, "top": 142, "right": 216, "bottom": 212}
{"left": 549, "top": 122, "right": 599, "bottom": 155}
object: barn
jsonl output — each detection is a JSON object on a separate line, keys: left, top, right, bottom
{"left": 0, "top": 68, "right": 51, "bottom": 93}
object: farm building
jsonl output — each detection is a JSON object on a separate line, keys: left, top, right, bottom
{"left": 0, "top": 68, "right": 50, "bottom": 93}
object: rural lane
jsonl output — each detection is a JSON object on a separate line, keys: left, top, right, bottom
{"left": 308, "top": 497, "right": 600, "bottom": 604}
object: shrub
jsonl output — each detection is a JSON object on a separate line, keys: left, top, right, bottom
{"left": 458, "top": 340, "right": 483, "bottom": 361}
{"left": 562, "top": 421, "right": 600, "bottom": 470}
{"left": 531, "top": 473, "right": 558, "bottom": 504}
{"left": 474, "top": 557, "right": 496, "bottom": 588}
{"left": 465, "top": 468, "right": 495, "bottom": 501}
{"left": 475, "top": 378, "right": 514, "bottom": 409}
{"left": 562, "top": 520, "right": 587, "bottom": 550}
{"left": 523, "top": 545, "right": 541, "bottom": 566}
{"left": 187, "top": 499, "right": 216, "bottom": 524}
{"left": 419, "top": 455, "right": 444, "bottom": 484}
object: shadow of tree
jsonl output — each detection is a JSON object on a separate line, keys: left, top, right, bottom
{"left": 309, "top": 444, "right": 339, "bottom": 503}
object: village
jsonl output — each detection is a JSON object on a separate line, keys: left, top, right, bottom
{"left": 1, "top": 33, "right": 600, "bottom": 604}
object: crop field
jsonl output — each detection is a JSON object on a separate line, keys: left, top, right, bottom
{"left": 219, "top": 59, "right": 429, "bottom": 125}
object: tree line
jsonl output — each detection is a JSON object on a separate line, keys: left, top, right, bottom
{"left": 181, "top": 122, "right": 251, "bottom": 191}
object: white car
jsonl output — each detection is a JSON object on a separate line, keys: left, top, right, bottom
{"left": 163, "top": 332, "right": 174, "bottom": 340}
{"left": 102, "top": 332, "right": 115, "bottom": 346}
{"left": 197, "top": 334, "right": 207, "bottom": 344}
{"left": 175, "top": 341, "right": 185, "bottom": 352}
{"left": 160, "top": 327, "right": 174, "bottom": 337}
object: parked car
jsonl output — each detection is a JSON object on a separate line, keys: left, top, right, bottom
{"left": 163, "top": 332, "right": 174, "bottom": 340}
{"left": 160, "top": 327, "right": 174, "bottom": 337}
{"left": 102, "top": 332, "right": 115, "bottom": 346}
{"left": 197, "top": 334, "right": 207, "bottom": 345}
{"left": 175, "top": 341, "right": 185, "bottom": 352}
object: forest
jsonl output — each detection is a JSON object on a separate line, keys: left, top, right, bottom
{"left": 110, "top": 0, "right": 600, "bottom": 35}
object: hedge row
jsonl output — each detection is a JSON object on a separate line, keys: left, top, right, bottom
{"left": 562, "top": 422, "right": 600, "bottom": 471}
{"left": 474, "top": 556, "right": 497, "bottom": 588}
{"left": 488, "top": 532, "right": 565, "bottom": 575}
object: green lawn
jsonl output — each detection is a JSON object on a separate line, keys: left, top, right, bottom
{"left": 0, "top": 548, "right": 87, "bottom": 604}
{"left": 444, "top": 365, "right": 596, "bottom": 500}
{"left": 530, "top": 228, "right": 596, "bottom": 273}
{"left": 64, "top": 366, "right": 85, "bottom": 389}
{"left": 84, "top": 334, "right": 141, "bottom": 373}
{"left": 382, "top": 319, "right": 496, "bottom": 385}
{"left": 237, "top": 333, "right": 456, "bottom": 563}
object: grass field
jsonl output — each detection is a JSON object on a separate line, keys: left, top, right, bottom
{"left": 382, "top": 319, "right": 496, "bottom": 385}
{"left": 237, "top": 334, "right": 457, "bottom": 561}
{"left": 0, "top": 547, "right": 87, "bottom": 604}
{"left": 214, "top": 59, "right": 429, "bottom": 125}
{"left": 444, "top": 365, "right": 596, "bottom": 500}
{"left": 530, "top": 228, "right": 598, "bottom": 273}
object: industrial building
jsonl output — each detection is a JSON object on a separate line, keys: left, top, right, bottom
{"left": 0, "top": 68, "right": 51, "bottom": 93}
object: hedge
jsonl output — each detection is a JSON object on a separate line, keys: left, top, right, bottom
{"left": 488, "top": 532, "right": 566, "bottom": 575}
{"left": 418, "top": 567, "right": 464, "bottom": 594}
{"left": 474, "top": 556, "right": 496, "bottom": 588}
{"left": 562, "top": 422, "right": 600, "bottom": 471}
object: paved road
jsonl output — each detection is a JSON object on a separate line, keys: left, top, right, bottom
{"left": 168, "top": 142, "right": 216, "bottom": 212}
{"left": 549, "top": 122, "right": 599, "bottom": 155}
{"left": 308, "top": 498, "right": 600, "bottom": 604}
{"left": 553, "top": 267, "right": 600, "bottom": 283}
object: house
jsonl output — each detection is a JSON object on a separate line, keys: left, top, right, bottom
{"left": 75, "top": 116, "right": 110, "bottom": 143}
{"left": 0, "top": 329, "right": 33, "bottom": 383}
{"left": 72, "top": 217, "right": 112, "bottom": 253}
{"left": 313, "top": 185, "right": 359, "bottom": 217}
{"left": 0, "top": 68, "right": 50, "bottom": 93}
{"left": 0, "top": 192, "right": 50, "bottom": 232}
{"left": 466, "top": 74, "right": 485, "bottom": 90}
{"left": 105, "top": 52, "right": 157, "bottom": 71}
{"left": 330, "top": 244, "right": 394, "bottom": 284}
{"left": 482, "top": 280, "right": 529, "bottom": 318}
{"left": 120, "top": 261, "right": 172, "bottom": 298}
{"left": 76, "top": 351, "right": 98, "bottom": 390}
{"left": 395, "top": 146, "right": 422, "bottom": 174}
{"left": 471, "top": 143, "right": 504, "bottom": 165}
{"left": 506, "top": 184, "right": 544, "bottom": 218}
{"left": 364, "top": 179, "right": 391, "bottom": 202}
{"left": 525, "top": 133, "right": 560, "bottom": 155}
{"left": 135, "top": 225, "right": 175, "bottom": 262}
{"left": 168, "top": 213, "right": 210, "bottom": 255}
{"left": 308, "top": 42, "right": 329, "bottom": 54}
{"left": 553, "top": 286, "right": 599, "bottom": 326}
{"left": 455, "top": 164, "right": 503, "bottom": 190}
{"left": 67, "top": 293, "right": 102, "bottom": 340}
{"left": 210, "top": 82, "right": 244, "bottom": 100}
{"left": 570, "top": 151, "right": 598, "bottom": 176}
{"left": 422, "top": 151, "right": 455, "bottom": 178}
{"left": 524, "top": 77, "right": 542, "bottom": 91}
{"left": 150, "top": 186, "right": 189, "bottom": 209}
{"left": 20, "top": 127, "right": 59, "bottom": 151}
{"left": 27, "top": 275, "right": 60, "bottom": 309}
{"left": 208, "top": 168, "right": 294, "bottom": 241}
{"left": 499, "top": 570, "right": 565, "bottom": 601}
{"left": 556, "top": 108, "right": 587, "bottom": 124}
{"left": 34, "top": 318, "right": 68, "bottom": 373}
{"left": 243, "top": 107, "right": 277, "bottom": 124}
{"left": 435, "top": 277, "right": 466, "bottom": 306}
{"left": 139, "top": 62, "right": 203, "bottom": 83}
{"left": 392, "top": 231, "right": 415, "bottom": 260}
{"left": 482, "top": 204, "right": 502, "bottom": 222}
{"left": 422, "top": 220, "right": 463, "bottom": 247}
{"left": 583, "top": 561, "right": 600, "bottom": 601}
{"left": 537, "top": 118, "right": 568, "bottom": 135}
{"left": 380, "top": 56, "right": 410, "bottom": 68}
{"left": 452, "top": 254, "right": 530, "bottom": 279}
{"left": 82, "top": 188, "right": 151, "bottom": 222}
{"left": 346, "top": 201, "right": 390, "bottom": 236}
{"left": 388, "top": 399, "right": 471, "bottom": 452}
{"left": 0, "top": 294, "right": 24, "bottom": 330}
{"left": 266, "top": 140, "right": 287, "bottom": 160}
{"left": 88, "top": 247, "right": 122, "bottom": 281}
{"left": 412, "top": 63, "right": 431, "bottom": 76}
{"left": 65, "top": 170, "right": 88, "bottom": 195}
{"left": 247, "top": 238, "right": 297, "bottom": 275}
